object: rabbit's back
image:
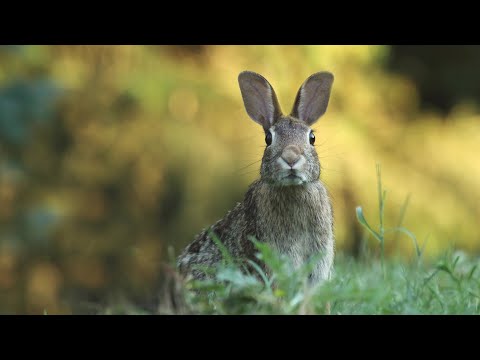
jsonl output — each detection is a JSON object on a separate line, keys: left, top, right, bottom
{"left": 177, "top": 192, "right": 258, "bottom": 280}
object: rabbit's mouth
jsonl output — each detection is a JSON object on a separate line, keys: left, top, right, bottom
{"left": 279, "top": 172, "right": 305, "bottom": 186}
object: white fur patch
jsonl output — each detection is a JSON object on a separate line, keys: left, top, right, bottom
{"left": 277, "top": 156, "right": 292, "bottom": 170}
{"left": 270, "top": 126, "right": 276, "bottom": 145}
{"left": 291, "top": 156, "right": 306, "bottom": 170}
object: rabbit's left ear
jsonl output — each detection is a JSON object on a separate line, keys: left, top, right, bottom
{"left": 290, "top": 72, "right": 334, "bottom": 125}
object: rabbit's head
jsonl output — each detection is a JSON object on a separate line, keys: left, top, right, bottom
{"left": 238, "top": 71, "right": 334, "bottom": 186}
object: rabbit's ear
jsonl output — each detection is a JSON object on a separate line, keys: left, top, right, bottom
{"left": 290, "top": 72, "right": 334, "bottom": 125}
{"left": 238, "top": 71, "right": 282, "bottom": 129}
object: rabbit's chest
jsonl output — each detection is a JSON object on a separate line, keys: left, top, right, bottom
{"left": 256, "top": 195, "right": 331, "bottom": 266}
{"left": 252, "top": 181, "right": 333, "bottom": 267}
{"left": 261, "top": 208, "right": 324, "bottom": 262}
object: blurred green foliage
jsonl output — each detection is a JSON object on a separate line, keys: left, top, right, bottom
{"left": 0, "top": 45, "right": 479, "bottom": 314}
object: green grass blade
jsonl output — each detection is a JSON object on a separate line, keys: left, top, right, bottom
{"left": 356, "top": 206, "right": 381, "bottom": 242}
{"left": 209, "top": 229, "right": 235, "bottom": 265}
{"left": 468, "top": 265, "right": 477, "bottom": 280}
{"left": 397, "top": 193, "right": 411, "bottom": 228}
{"left": 387, "top": 226, "right": 421, "bottom": 258}
{"left": 246, "top": 259, "right": 272, "bottom": 289}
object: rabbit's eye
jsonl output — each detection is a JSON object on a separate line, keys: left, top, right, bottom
{"left": 309, "top": 131, "right": 315, "bottom": 145}
{"left": 265, "top": 131, "right": 273, "bottom": 146}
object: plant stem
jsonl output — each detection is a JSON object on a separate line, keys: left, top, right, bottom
{"left": 376, "top": 164, "right": 386, "bottom": 279}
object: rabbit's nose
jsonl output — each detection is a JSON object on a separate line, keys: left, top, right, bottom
{"left": 281, "top": 145, "right": 301, "bottom": 167}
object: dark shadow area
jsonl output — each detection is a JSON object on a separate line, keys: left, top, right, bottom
{"left": 388, "top": 45, "right": 480, "bottom": 114}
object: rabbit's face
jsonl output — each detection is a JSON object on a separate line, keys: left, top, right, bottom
{"left": 261, "top": 117, "right": 320, "bottom": 186}
{"left": 238, "top": 71, "right": 333, "bottom": 186}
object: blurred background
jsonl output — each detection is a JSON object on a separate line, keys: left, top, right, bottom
{"left": 0, "top": 45, "right": 479, "bottom": 314}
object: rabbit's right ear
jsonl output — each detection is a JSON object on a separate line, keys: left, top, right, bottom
{"left": 238, "top": 71, "right": 282, "bottom": 130}
{"left": 290, "top": 72, "right": 334, "bottom": 125}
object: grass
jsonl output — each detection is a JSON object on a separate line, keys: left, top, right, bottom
{"left": 101, "top": 166, "right": 480, "bottom": 315}
{"left": 174, "top": 247, "right": 479, "bottom": 315}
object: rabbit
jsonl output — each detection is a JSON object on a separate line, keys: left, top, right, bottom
{"left": 177, "top": 71, "right": 335, "bottom": 285}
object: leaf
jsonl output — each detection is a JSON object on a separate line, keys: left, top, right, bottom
{"left": 468, "top": 265, "right": 477, "bottom": 280}
{"left": 191, "top": 264, "right": 217, "bottom": 277}
{"left": 209, "top": 229, "right": 235, "bottom": 265}
{"left": 396, "top": 193, "right": 411, "bottom": 229}
{"left": 356, "top": 206, "right": 381, "bottom": 242}
{"left": 188, "top": 279, "right": 224, "bottom": 292}
{"left": 216, "top": 267, "right": 259, "bottom": 288}
{"left": 387, "top": 226, "right": 421, "bottom": 258}
{"left": 289, "top": 292, "right": 304, "bottom": 309}
{"left": 249, "top": 236, "right": 285, "bottom": 273}
{"left": 435, "top": 263, "right": 451, "bottom": 273}
{"left": 246, "top": 259, "right": 272, "bottom": 289}
{"left": 452, "top": 255, "right": 460, "bottom": 271}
